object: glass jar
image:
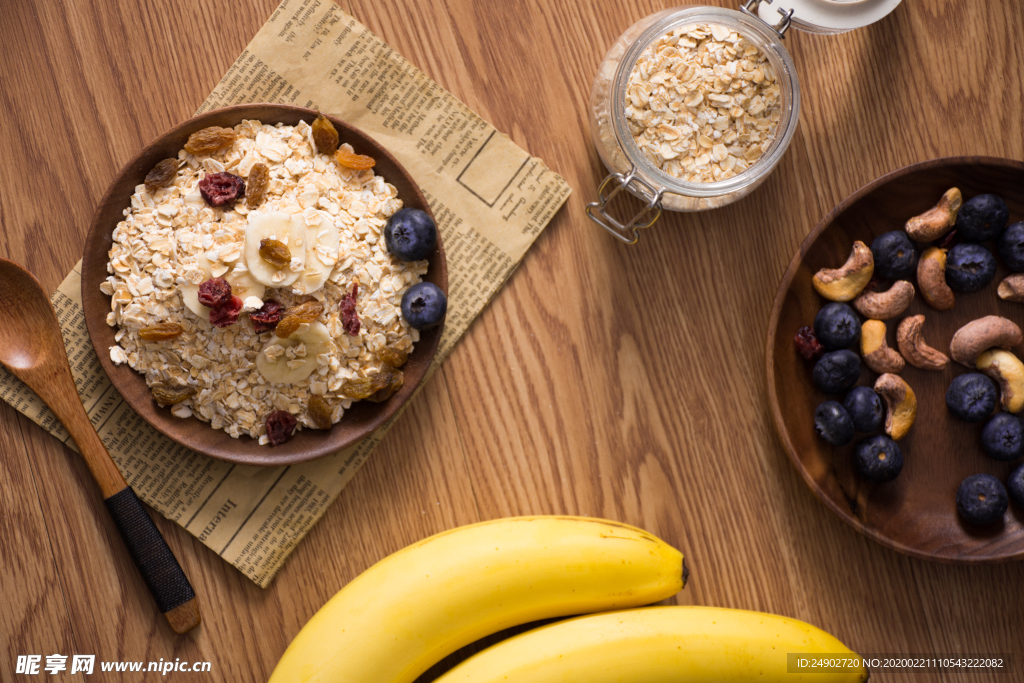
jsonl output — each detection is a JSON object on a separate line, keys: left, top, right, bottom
{"left": 587, "top": 0, "right": 901, "bottom": 243}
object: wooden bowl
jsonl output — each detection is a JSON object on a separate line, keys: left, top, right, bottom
{"left": 82, "top": 104, "right": 447, "bottom": 466}
{"left": 767, "top": 157, "right": 1024, "bottom": 563}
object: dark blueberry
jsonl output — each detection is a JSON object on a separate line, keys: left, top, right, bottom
{"left": 1008, "top": 464, "right": 1024, "bottom": 509}
{"left": 401, "top": 281, "right": 447, "bottom": 329}
{"left": 945, "top": 373, "right": 998, "bottom": 422}
{"left": 844, "top": 386, "right": 884, "bottom": 433}
{"left": 385, "top": 208, "right": 438, "bottom": 261}
{"left": 871, "top": 231, "right": 917, "bottom": 279}
{"left": 955, "top": 194, "right": 1009, "bottom": 242}
{"left": 956, "top": 474, "right": 1008, "bottom": 526}
{"left": 812, "top": 350, "right": 861, "bottom": 394}
{"left": 945, "top": 243, "right": 997, "bottom": 292}
{"left": 814, "top": 401, "right": 855, "bottom": 446}
{"left": 853, "top": 436, "right": 903, "bottom": 482}
{"left": 981, "top": 413, "right": 1024, "bottom": 461}
{"left": 814, "top": 303, "right": 861, "bottom": 351}
{"left": 997, "top": 221, "right": 1024, "bottom": 272}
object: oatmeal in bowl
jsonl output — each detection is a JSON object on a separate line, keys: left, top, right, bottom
{"left": 82, "top": 105, "right": 446, "bottom": 465}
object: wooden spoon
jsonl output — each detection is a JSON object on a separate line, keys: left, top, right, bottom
{"left": 0, "top": 258, "right": 200, "bottom": 634}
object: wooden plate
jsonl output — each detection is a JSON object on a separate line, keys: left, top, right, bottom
{"left": 766, "top": 157, "right": 1024, "bottom": 563}
{"left": 82, "top": 104, "right": 446, "bottom": 466}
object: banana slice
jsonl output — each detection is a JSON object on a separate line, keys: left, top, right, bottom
{"left": 256, "top": 321, "right": 331, "bottom": 385}
{"left": 245, "top": 211, "right": 306, "bottom": 288}
{"left": 180, "top": 254, "right": 264, "bottom": 320}
{"left": 298, "top": 219, "right": 341, "bottom": 294}
{"left": 180, "top": 255, "right": 214, "bottom": 320}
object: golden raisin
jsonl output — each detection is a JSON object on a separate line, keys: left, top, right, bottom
{"left": 274, "top": 301, "right": 324, "bottom": 338}
{"left": 378, "top": 347, "right": 408, "bottom": 368}
{"left": 366, "top": 368, "right": 404, "bottom": 403}
{"left": 340, "top": 372, "right": 393, "bottom": 400}
{"left": 307, "top": 395, "right": 333, "bottom": 429}
{"left": 311, "top": 114, "right": 339, "bottom": 155}
{"left": 335, "top": 148, "right": 375, "bottom": 170}
{"left": 259, "top": 238, "right": 291, "bottom": 268}
{"left": 151, "top": 384, "right": 195, "bottom": 405}
{"left": 144, "top": 158, "right": 178, "bottom": 195}
{"left": 246, "top": 162, "right": 269, "bottom": 208}
{"left": 184, "top": 126, "right": 237, "bottom": 155}
{"left": 138, "top": 322, "right": 184, "bottom": 341}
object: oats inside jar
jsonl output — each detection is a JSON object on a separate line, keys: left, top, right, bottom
{"left": 102, "top": 118, "right": 427, "bottom": 445}
{"left": 624, "top": 23, "right": 782, "bottom": 184}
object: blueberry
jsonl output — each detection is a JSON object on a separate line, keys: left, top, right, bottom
{"left": 812, "top": 350, "right": 861, "bottom": 394}
{"left": 814, "top": 303, "right": 860, "bottom": 351}
{"left": 955, "top": 194, "right": 1009, "bottom": 242}
{"left": 997, "top": 221, "right": 1024, "bottom": 272}
{"left": 945, "top": 373, "right": 998, "bottom": 422}
{"left": 1008, "top": 464, "right": 1024, "bottom": 509}
{"left": 814, "top": 401, "right": 855, "bottom": 446}
{"left": 945, "top": 243, "right": 997, "bottom": 293}
{"left": 401, "top": 281, "right": 447, "bottom": 329}
{"left": 981, "top": 413, "right": 1024, "bottom": 461}
{"left": 385, "top": 208, "right": 437, "bottom": 261}
{"left": 844, "top": 386, "right": 884, "bottom": 433}
{"left": 871, "top": 231, "right": 917, "bottom": 279}
{"left": 956, "top": 473, "right": 1008, "bottom": 525}
{"left": 853, "top": 436, "right": 903, "bottom": 482}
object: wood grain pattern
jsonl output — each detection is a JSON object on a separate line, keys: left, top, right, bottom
{"left": 1, "top": 0, "right": 1022, "bottom": 681}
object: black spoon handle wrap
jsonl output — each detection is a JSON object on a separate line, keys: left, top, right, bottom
{"left": 103, "top": 487, "right": 196, "bottom": 614}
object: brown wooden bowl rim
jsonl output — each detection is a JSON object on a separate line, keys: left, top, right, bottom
{"left": 765, "top": 155, "right": 1024, "bottom": 564}
{"left": 82, "top": 104, "right": 447, "bottom": 466}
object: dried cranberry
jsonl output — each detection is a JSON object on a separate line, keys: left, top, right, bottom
{"left": 209, "top": 295, "right": 243, "bottom": 328}
{"left": 250, "top": 299, "right": 283, "bottom": 333}
{"left": 198, "top": 172, "right": 245, "bottom": 207}
{"left": 265, "top": 410, "right": 297, "bottom": 446}
{"left": 197, "top": 277, "right": 232, "bottom": 307}
{"left": 794, "top": 325, "right": 825, "bottom": 361}
{"left": 938, "top": 229, "right": 959, "bottom": 250}
{"left": 341, "top": 282, "right": 360, "bottom": 336}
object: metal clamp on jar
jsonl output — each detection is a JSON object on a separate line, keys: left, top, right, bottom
{"left": 586, "top": 0, "right": 901, "bottom": 243}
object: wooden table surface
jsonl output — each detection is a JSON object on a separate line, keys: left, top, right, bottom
{"left": 2, "top": 0, "right": 1022, "bottom": 680}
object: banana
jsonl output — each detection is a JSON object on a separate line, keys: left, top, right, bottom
{"left": 256, "top": 321, "right": 332, "bottom": 385}
{"left": 245, "top": 210, "right": 307, "bottom": 287}
{"left": 268, "top": 516, "right": 686, "bottom": 683}
{"left": 434, "top": 606, "right": 868, "bottom": 683}
{"left": 180, "top": 253, "right": 264, "bottom": 320}
{"left": 297, "top": 219, "right": 340, "bottom": 294}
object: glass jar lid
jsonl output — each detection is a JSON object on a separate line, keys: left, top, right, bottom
{"left": 750, "top": 0, "right": 901, "bottom": 36}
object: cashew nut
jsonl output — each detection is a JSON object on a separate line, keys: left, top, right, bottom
{"left": 861, "top": 319, "right": 905, "bottom": 374}
{"left": 976, "top": 349, "right": 1024, "bottom": 413}
{"left": 905, "top": 187, "right": 962, "bottom": 242}
{"left": 916, "top": 247, "right": 955, "bottom": 311}
{"left": 949, "top": 316, "right": 1023, "bottom": 367}
{"left": 852, "top": 280, "right": 914, "bottom": 320}
{"left": 874, "top": 373, "right": 917, "bottom": 440}
{"left": 997, "top": 274, "right": 1024, "bottom": 302}
{"left": 813, "top": 241, "right": 874, "bottom": 302}
{"left": 896, "top": 315, "right": 949, "bottom": 370}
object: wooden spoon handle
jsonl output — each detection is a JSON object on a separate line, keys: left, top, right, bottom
{"left": 103, "top": 486, "right": 201, "bottom": 634}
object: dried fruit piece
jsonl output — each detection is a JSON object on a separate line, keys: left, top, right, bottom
{"left": 199, "top": 172, "right": 245, "bottom": 207}
{"left": 265, "top": 410, "right": 298, "bottom": 446}
{"left": 367, "top": 367, "right": 404, "bottom": 403}
{"left": 340, "top": 372, "right": 393, "bottom": 400}
{"left": 275, "top": 300, "right": 325, "bottom": 338}
{"left": 335, "top": 148, "right": 375, "bottom": 170}
{"left": 246, "top": 162, "right": 270, "bottom": 209}
{"left": 139, "top": 322, "right": 184, "bottom": 341}
{"left": 794, "top": 326, "right": 824, "bottom": 361}
{"left": 250, "top": 299, "right": 283, "bottom": 333}
{"left": 259, "top": 238, "right": 291, "bottom": 268}
{"left": 210, "top": 295, "right": 243, "bottom": 328}
{"left": 311, "top": 114, "right": 340, "bottom": 155}
{"left": 150, "top": 384, "right": 196, "bottom": 406}
{"left": 378, "top": 347, "right": 409, "bottom": 368}
{"left": 341, "top": 281, "right": 360, "bottom": 336}
{"left": 307, "top": 395, "right": 333, "bottom": 429}
{"left": 184, "top": 126, "right": 237, "bottom": 155}
{"left": 198, "top": 277, "right": 232, "bottom": 308}
{"left": 144, "top": 158, "right": 178, "bottom": 194}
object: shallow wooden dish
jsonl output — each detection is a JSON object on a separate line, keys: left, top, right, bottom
{"left": 767, "top": 157, "right": 1024, "bottom": 563}
{"left": 82, "top": 104, "right": 446, "bottom": 466}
